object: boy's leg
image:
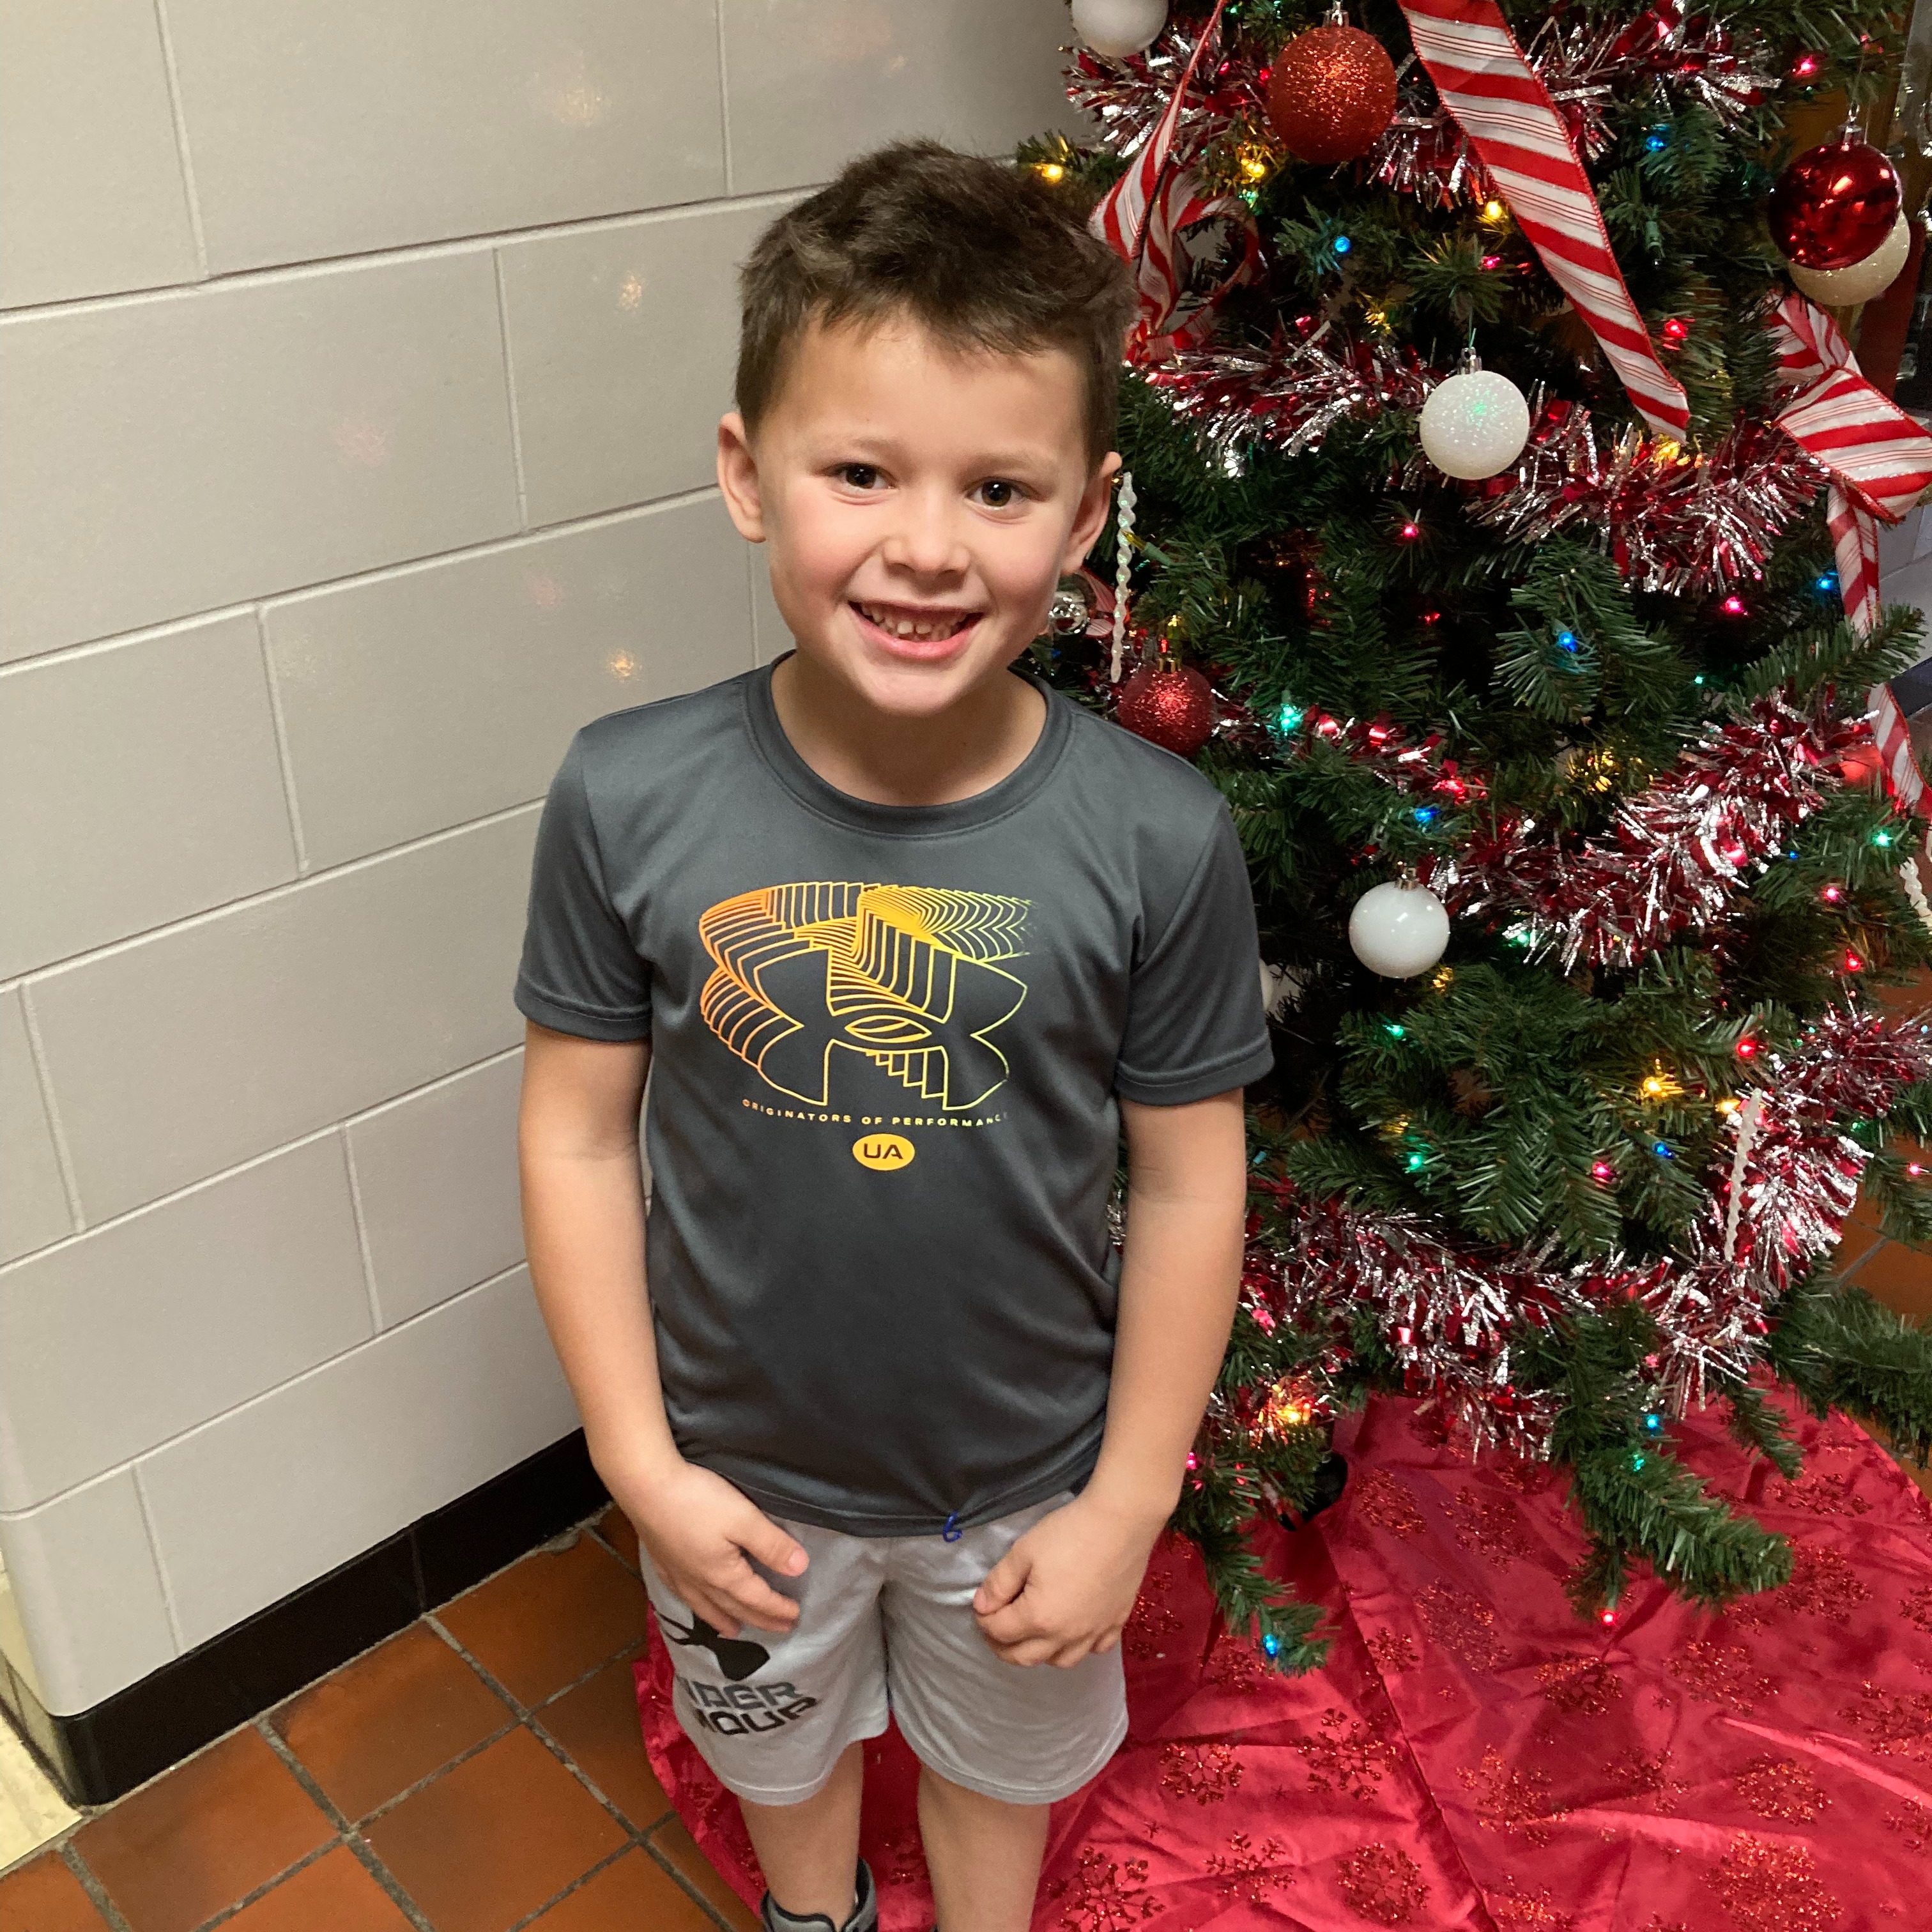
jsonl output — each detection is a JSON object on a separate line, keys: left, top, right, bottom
{"left": 739, "top": 1738, "right": 864, "bottom": 1922}
{"left": 883, "top": 1493, "right": 1128, "bottom": 1926}
{"left": 917, "top": 1765, "right": 1049, "bottom": 1932}
{"left": 633, "top": 1516, "right": 887, "bottom": 1927}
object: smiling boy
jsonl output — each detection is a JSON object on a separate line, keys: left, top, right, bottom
{"left": 514, "top": 144, "right": 1271, "bottom": 1932}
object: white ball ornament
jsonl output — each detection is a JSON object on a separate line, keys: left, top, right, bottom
{"left": 1788, "top": 208, "right": 1912, "bottom": 307}
{"left": 1071, "top": 0, "right": 1169, "bottom": 59}
{"left": 1418, "top": 353, "right": 1532, "bottom": 480}
{"left": 1348, "top": 880, "right": 1450, "bottom": 979}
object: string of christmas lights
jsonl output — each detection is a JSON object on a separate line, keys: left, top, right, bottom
{"left": 1425, "top": 696, "right": 1884, "bottom": 972}
{"left": 1249, "top": 1008, "right": 1932, "bottom": 1455}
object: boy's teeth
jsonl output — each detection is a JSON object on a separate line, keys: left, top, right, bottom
{"left": 859, "top": 604, "right": 970, "bottom": 641}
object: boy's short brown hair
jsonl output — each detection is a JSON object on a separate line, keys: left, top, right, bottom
{"left": 735, "top": 141, "right": 1136, "bottom": 467}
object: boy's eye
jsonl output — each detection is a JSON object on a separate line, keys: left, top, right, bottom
{"left": 974, "top": 479, "right": 1025, "bottom": 508}
{"left": 834, "top": 463, "right": 882, "bottom": 489}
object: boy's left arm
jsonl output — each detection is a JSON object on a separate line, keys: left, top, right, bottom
{"left": 973, "top": 1087, "right": 1248, "bottom": 1667}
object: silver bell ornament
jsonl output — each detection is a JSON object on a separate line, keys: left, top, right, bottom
{"left": 1418, "top": 349, "right": 1531, "bottom": 480}
{"left": 1047, "top": 574, "right": 1095, "bottom": 636}
{"left": 1070, "top": 0, "right": 1168, "bottom": 58}
{"left": 1348, "top": 880, "right": 1450, "bottom": 979}
{"left": 1788, "top": 209, "right": 1912, "bottom": 307}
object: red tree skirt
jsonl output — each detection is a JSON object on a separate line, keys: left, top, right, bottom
{"left": 634, "top": 1392, "right": 1932, "bottom": 1927}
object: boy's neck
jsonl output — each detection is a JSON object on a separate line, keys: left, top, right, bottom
{"left": 769, "top": 651, "right": 1047, "bottom": 809}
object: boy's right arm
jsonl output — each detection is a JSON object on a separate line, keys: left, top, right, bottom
{"left": 518, "top": 1020, "right": 808, "bottom": 1634}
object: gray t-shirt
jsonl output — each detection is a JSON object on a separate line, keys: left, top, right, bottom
{"left": 514, "top": 661, "right": 1273, "bottom": 1536}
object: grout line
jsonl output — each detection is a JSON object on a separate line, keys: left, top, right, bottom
{"left": 337, "top": 1129, "right": 387, "bottom": 1333}
{"left": 174, "top": 1832, "right": 343, "bottom": 1932}
{"left": 0, "top": 187, "right": 816, "bottom": 325}
{"left": 643, "top": 1820, "right": 746, "bottom": 1932}
{"left": 499, "top": 1847, "right": 641, "bottom": 1932}
{"left": 252, "top": 606, "right": 311, "bottom": 876}
{"left": 0, "top": 1116, "right": 342, "bottom": 1284}
{"left": 14, "top": 987, "right": 84, "bottom": 1236}
{"left": 1, "top": 1258, "right": 535, "bottom": 1522}
{"left": 715, "top": 0, "right": 735, "bottom": 197}
{"left": 148, "top": 0, "right": 209, "bottom": 282}
{"left": 0, "top": 486, "right": 725, "bottom": 689}
{"left": 342, "top": 1832, "right": 439, "bottom": 1932}
{"left": 128, "top": 1465, "right": 188, "bottom": 1653}
{"left": 493, "top": 251, "right": 533, "bottom": 532}
{"left": 10, "top": 795, "right": 542, "bottom": 988}
{"left": 60, "top": 1844, "right": 136, "bottom": 1932}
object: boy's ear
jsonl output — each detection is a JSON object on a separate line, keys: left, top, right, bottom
{"left": 1062, "top": 450, "right": 1124, "bottom": 576}
{"left": 717, "top": 411, "right": 766, "bottom": 543}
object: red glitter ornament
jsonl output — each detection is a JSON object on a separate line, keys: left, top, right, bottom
{"left": 1265, "top": 22, "right": 1397, "bottom": 165}
{"left": 1117, "top": 657, "right": 1216, "bottom": 756}
{"left": 1769, "top": 135, "right": 1901, "bottom": 270}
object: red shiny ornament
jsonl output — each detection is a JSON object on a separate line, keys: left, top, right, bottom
{"left": 1117, "top": 658, "right": 1216, "bottom": 758}
{"left": 1769, "top": 137, "right": 1901, "bottom": 270}
{"left": 1264, "top": 24, "right": 1397, "bottom": 165}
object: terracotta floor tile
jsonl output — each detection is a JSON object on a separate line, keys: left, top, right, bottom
{"left": 649, "top": 1818, "right": 759, "bottom": 1932}
{"left": 0, "top": 1853, "right": 109, "bottom": 1932}
{"left": 271, "top": 1621, "right": 513, "bottom": 1820}
{"left": 1846, "top": 1238, "right": 1932, "bottom": 1321}
{"left": 438, "top": 1535, "right": 650, "bottom": 1708}
{"left": 73, "top": 1728, "right": 332, "bottom": 1932}
{"left": 218, "top": 1847, "right": 413, "bottom": 1932}
{"left": 361, "top": 1726, "right": 627, "bottom": 1932}
{"left": 595, "top": 1505, "right": 640, "bottom": 1574}
{"left": 531, "top": 1650, "right": 670, "bottom": 1830}
{"left": 526, "top": 1850, "right": 714, "bottom": 1931}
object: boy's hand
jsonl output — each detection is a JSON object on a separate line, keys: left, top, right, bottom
{"left": 609, "top": 1456, "right": 808, "bottom": 1637}
{"left": 971, "top": 1493, "right": 1165, "bottom": 1667}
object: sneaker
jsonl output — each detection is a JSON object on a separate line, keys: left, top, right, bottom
{"left": 760, "top": 1859, "right": 877, "bottom": 1932}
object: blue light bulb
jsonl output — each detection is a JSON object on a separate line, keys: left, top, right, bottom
{"left": 1332, "top": 234, "right": 1352, "bottom": 255}
{"left": 1262, "top": 1631, "right": 1282, "bottom": 1657}
{"left": 1557, "top": 630, "right": 1579, "bottom": 652}
{"left": 1653, "top": 1141, "right": 1674, "bottom": 1160}
{"left": 1643, "top": 1412, "right": 1662, "bottom": 1432}
{"left": 1816, "top": 570, "right": 1839, "bottom": 593}
{"left": 1414, "top": 805, "right": 1438, "bottom": 825}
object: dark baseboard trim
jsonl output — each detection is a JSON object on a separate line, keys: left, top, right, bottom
{"left": 0, "top": 1430, "right": 609, "bottom": 1809}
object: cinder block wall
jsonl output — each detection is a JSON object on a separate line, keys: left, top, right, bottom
{"left": 0, "top": 0, "right": 1077, "bottom": 1721}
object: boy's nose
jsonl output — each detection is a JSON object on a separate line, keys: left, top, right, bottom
{"left": 880, "top": 496, "right": 969, "bottom": 579}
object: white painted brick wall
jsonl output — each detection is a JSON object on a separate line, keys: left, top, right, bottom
{"left": 0, "top": 0, "right": 1082, "bottom": 1715}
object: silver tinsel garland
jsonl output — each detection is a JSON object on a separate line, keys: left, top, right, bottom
{"left": 1253, "top": 1011, "right": 1932, "bottom": 1455}
{"left": 1460, "top": 390, "right": 1830, "bottom": 597}
{"left": 1426, "top": 696, "right": 1875, "bottom": 972}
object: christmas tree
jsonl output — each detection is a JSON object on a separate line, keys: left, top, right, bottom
{"left": 1024, "top": 0, "right": 1932, "bottom": 1669}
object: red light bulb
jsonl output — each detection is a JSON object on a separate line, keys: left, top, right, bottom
{"left": 1662, "top": 316, "right": 1690, "bottom": 344}
{"left": 1599, "top": 1608, "right": 1617, "bottom": 1627}
{"left": 1721, "top": 595, "right": 1747, "bottom": 616}
{"left": 1844, "top": 949, "right": 1865, "bottom": 973}
{"left": 1400, "top": 521, "right": 1420, "bottom": 540}
{"left": 1735, "top": 1037, "right": 1758, "bottom": 1059}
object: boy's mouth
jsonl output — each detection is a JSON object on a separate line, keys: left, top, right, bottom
{"left": 850, "top": 601, "right": 982, "bottom": 645}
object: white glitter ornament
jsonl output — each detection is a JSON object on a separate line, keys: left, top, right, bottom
{"left": 1071, "top": 0, "right": 1168, "bottom": 59}
{"left": 1348, "top": 880, "right": 1450, "bottom": 977}
{"left": 1418, "top": 350, "right": 1531, "bottom": 480}
{"left": 1788, "top": 208, "right": 1912, "bottom": 307}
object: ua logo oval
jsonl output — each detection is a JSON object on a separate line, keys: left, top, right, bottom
{"left": 852, "top": 1134, "right": 915, "bottom": 1171}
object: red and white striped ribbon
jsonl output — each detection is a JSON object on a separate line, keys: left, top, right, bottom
{"left": 1087, "top": 0, "right": 1255, "bottom": 362}
{"left": 1397, "top": 0, "right": 1690, "bottom": 438}
{"left": 1770, "top": 291, "right": 1932, "bottom": 809}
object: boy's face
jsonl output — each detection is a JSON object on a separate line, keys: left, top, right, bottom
{"left": 717, "top": 316, "right": 1119, "bottom": 719}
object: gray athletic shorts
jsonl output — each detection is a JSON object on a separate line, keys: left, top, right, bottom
{"left": 639, "top": 1491, "right": 1129, "bottom": 1807}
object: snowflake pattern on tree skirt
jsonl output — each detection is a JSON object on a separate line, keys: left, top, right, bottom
{"left": 634, "top": 1392, "right": 1932, "bottom": 1929}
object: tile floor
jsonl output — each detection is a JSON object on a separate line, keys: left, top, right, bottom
{"left": 0, "top": 1507, "right": 756, "bottom": 1932}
